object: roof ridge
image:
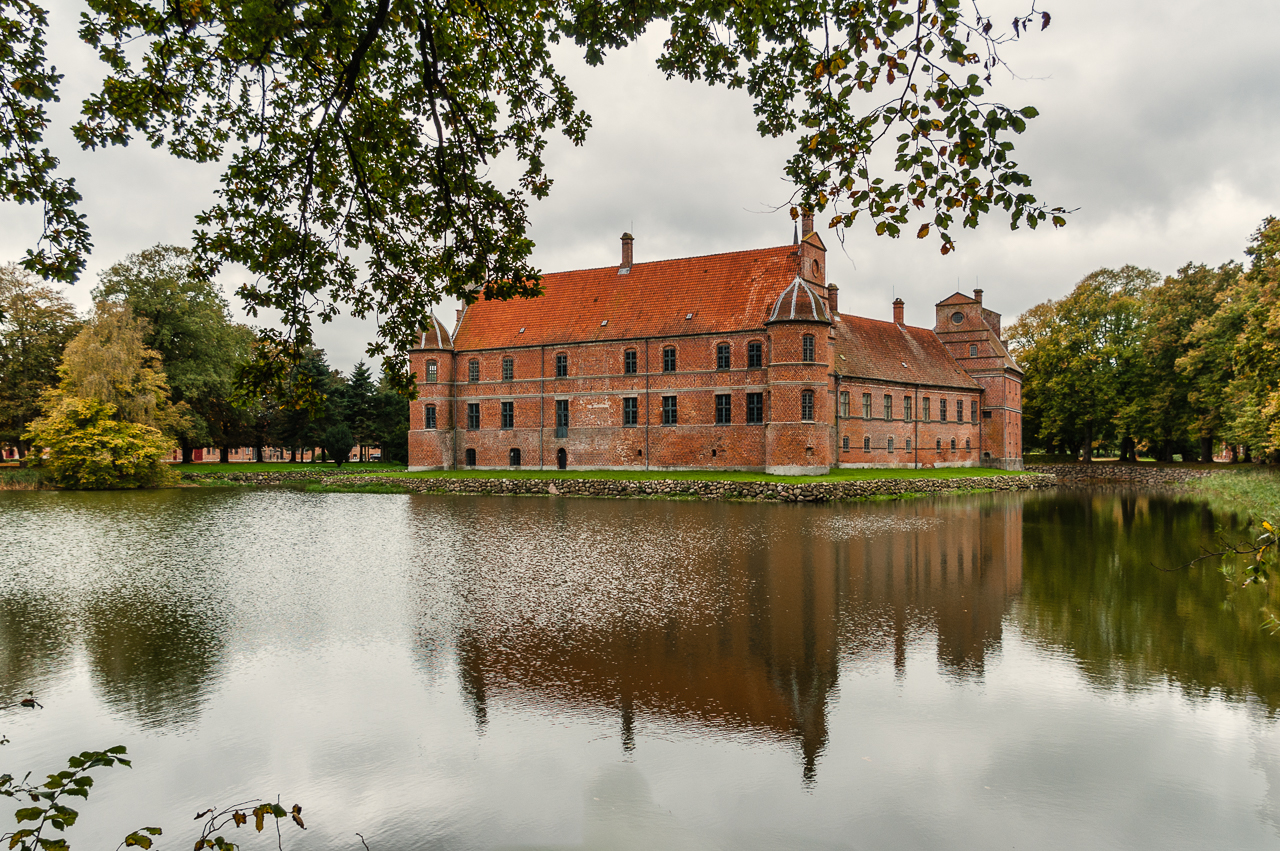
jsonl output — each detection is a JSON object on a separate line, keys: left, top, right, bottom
{"left": 537, "top": 243, "right": 795, "bottom": 278}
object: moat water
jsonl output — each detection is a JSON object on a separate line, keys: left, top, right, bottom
{"left": 2, "top": 487, "right": 1279, "bottom": 849}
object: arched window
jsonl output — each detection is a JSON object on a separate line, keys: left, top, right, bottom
{"left": 864, "top": 436, "right": 871, "bottom": 452}
{"left": 906, "top": 438, "right": 912, "bottom": 451}
{"left": 936, "top": 438, "right": 942, "bottom": 451}
{"left": 716, "top": 343, "right": 731, "bottom": 370}
{"left": 424, "top": 404, "right": 436, "bottom": 430}
{"left": 887, "top": 436, "right": 895, "bottom": 452}
{"left": 950, "top": 438, "right": 957, "bottom": 450}
{"left": 465, "top": 448, "right": 476, "bottom": 466}
{"left": 663, "top": 346, "right": 676, "bottom": 372}
{"left": 502, "top": 357, "right": 514, "bottom": 381}
{"left": 802, "top": 334, "right": 815, "bottom": 363}
{"left": 468, "top": 359, "right": 479, "bottom": 382}
{"left": 965, "top": 437, "right": 971, "bottom": 450}
{"left": 801, "top": 390, "right": 815, "bottom": 421}
{"left": 426, "top": 360, "right": 438, "bottom": 383}
{"left": 509, "top": 447, "right": 521, "bottom": 467}
{"left": 555, "top": 352, "right": 568, "bottom": 377}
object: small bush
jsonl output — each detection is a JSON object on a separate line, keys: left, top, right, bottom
{"left": 321, "top": 423, "right": 356, "bottom": 469}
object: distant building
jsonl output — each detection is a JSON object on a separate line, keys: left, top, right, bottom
{"left": 407, "top": 219, "right": 1023, "bottom": 473}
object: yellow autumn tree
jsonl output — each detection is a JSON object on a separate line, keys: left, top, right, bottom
{"left": 24, "top": 302, "right": 186, "bottom": 489}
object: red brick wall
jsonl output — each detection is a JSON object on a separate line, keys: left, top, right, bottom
{"left": 833, "top": 381, "right": 981, "bottom": 468}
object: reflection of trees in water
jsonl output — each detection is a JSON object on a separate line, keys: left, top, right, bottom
{"left": 434, "top": 494, "right": 1027, "bottom": 783}
{"left": 0, "top": 594, "right": 73, "bottom": 700}
{"left": 82, "top": 595, "right": 225, "bottom": 730}
{"left": 1017, "top": 492, "right": 1280, "bottom": 712}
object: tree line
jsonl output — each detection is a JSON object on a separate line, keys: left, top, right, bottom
{"left": 0, "top": 245, "right": 410, "bottom": 485}
{"left": 1009, "top": 217, "right": 1280, "bottom": 463}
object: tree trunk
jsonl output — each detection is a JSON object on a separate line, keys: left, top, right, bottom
{"left": 1119, "top": 436, "right": 1135, "bottom": 462}
{"left": 1200, "top": 436, "right": 1214, "bottom": 463}
{"left": 1245, "top": 444, "right": 1253, "bottom": 463}
{"left": 289, "top": 447, "right": 296, "bottom": 463}
{"left": 255, "top": 445, "right": 265, "bottom": 463}
{"left": 1082, "top": 426, "right": 1094, "bottom": 462}
{"left": 219, "top": 445, "right": 230, "bottom": 464}
{"left": 1230, "top": 445, "right": 1239, "bottom": 464}
{"left": 181, "top": 440, "right": 195, "bottom": 464}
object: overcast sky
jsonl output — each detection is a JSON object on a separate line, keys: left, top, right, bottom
{"left": 3, "top": 0, "right": 1277, "bottom": 372}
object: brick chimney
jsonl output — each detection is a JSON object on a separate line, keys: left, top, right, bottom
{"left": 620, "top": 232, "right": 634, "bottom": 270}
{"left": 455, "top": 307, "right": 463, "bottom": 327}
{"left": 801, "top": 209, "right": 814, "bottom": 239}
{"left": 973, "top": 288, "right": 983, "bottom": 304}
{"left": 893, "top": 298, "right": 904, "bottom": 325}
{"left": 827, "top": 283, "right": 839, "bottom": 315}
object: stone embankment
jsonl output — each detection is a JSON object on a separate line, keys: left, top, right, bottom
{"left": 1026, "top": 463, "right": 1214, "bottom": 487}
{"left": 213, "top": 472, "right": 1053, "bottom": 503}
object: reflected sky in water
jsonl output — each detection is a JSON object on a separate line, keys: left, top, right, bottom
{"left": 1, "top": 487, "right": 1278, "bottom": 850}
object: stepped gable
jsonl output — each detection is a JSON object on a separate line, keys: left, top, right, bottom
{"left": 412, "top": 312, "right": 454, "bottom": 350}
{"left": 833, "top": 315, "right": 979, "bottom": 389}
{"left": 452, "top": 244, "right": 798, "bottom": 351}
{"left": 767, "top": 275, "right": 830, "bottom": 324}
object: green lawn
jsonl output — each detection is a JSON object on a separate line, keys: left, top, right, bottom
{"left": 176, "top": 461, "right": 406, "bottom": 474}
{"left": 383, "top": 466, "right": 1028, "bottom": 485}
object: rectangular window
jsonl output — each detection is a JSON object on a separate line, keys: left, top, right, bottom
{"left": 748, "top": 341, "right": 763, "bottom": 369}
{"left": 623, "top": 397, "right": 638, "bottom": 426}
{"left": 923, "top": 397, "right": 930, "bottom": 422}
{"left": 501, "top": 401, "right": 514, "bottom": 430}
{"left": 940, "top": 399, "right": 948, "bottom": 422}
{"left": 862, "top": 393, "right": 871, "bottom": 419}
{"left": 839, "top": 391, "right": 850, "bottom": 418}
{"left": 715, "top": 394, "right": 731, "bottom": 424}
{"left": 426, "top": 362, "right": 437, "bottom": 383}
{"left": 843, "top": 436, "right": 850, "bottom": 450}
{"left": 956, "top": 399, "right": 964, "bottom": 423}
{"left": 466, "top": 403, "right": 480, "bottom": 430}
{"left": 555, "top": 399, "right": 569, "bottom": 437}
{"left": 746, "top": 393, "right": 764, "bottom": 424}
{"left": 624, "top": 350, "right": 637, "bottom": 374}
{"left": 802, "top": 335, "right": 815, "bottom": 363}
{"left": 502, "top": 357, "right": 514, "bottom": 381}
{"left": 904, "top": 397, "right": 912, "bottom": 422}
{"left": 468, "top": 360, "right": 479, "bottom": 382}
{"left": 982, "top": 409, "right": 992, "bottom": 419}
{"left": 717, "top": 343, "right": 730, "bottom": 370}
{"left": 663, "top": 347, "right": 676, "bottom": 372}
{"left": 883, "top": 394, "right": 893, "bottom": 420}
{"left": 424, "top": 405, "right": 436, "bottom": 429}
{"left": 801, "top": 390, "right": 814, "bottom": 422}
{"left": 972, "top": 400, "right": 979, "bottom": 423}
{"left": 662, "top": 396, "right": 678, "bottom": 425}
{"left": 555, "top": 353, "right": 568, "bottom": 377}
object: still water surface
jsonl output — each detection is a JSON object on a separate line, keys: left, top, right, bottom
{"left": 1, "top": 488, "right": 1279, "bottom": 849}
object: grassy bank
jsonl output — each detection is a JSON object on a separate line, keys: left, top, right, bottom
{"left": 302, "top": 481, "right": 415, "bottom": 494}
{"left": 0, "top": 467, "right": 47, "bottom": 490}
{"left": 1184, "top": 469, "right": 1280, "bottom": 520}
{"left": 385, "top": 466, "right": 1025, "bottom": 485}
{"left": 175, "top": 461, "right": 404, "bottom": 474}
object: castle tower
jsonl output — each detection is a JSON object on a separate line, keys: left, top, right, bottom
{"left": 407, "top": 313, "right": 457, "bottom": 471}
{"left": 932, "top": 291, "right": 1024, "bottom": 470}
{"left": 764, "top": 270, "right": 834, "bottom": 475}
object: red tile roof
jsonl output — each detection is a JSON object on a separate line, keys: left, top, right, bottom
{"left": 833, "top": 316, "right": 979, "bottom": 390}
{"left": 453, "top": 244, "right": 799, "bottom": 351}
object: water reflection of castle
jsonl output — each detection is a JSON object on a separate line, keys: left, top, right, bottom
{"left": 451, "top": 496, "right": 1024, "bottom": 782}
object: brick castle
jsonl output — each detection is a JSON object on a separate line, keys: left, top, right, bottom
{"left": 406, "top": 216, "right": 1023, "bottom": 473}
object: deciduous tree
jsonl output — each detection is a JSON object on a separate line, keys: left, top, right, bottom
{"left": 3, "top": 0, "right": 1061, "bottom": 395}
{"left": 0, "top": 263, "right": 79, "bottom": 457}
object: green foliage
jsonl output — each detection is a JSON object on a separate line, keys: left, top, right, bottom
{"left": 5, "top": 0, "right": 1057, "bottom": 395}
{"left": 0, "top": 742, "right": 302, "bottom": 851}
{"left": 0, "top": 264, "right": 81, "bottom": 457}
{"left": 1010, "top": 217, "right": 1280, "bottom": 462}
{"left": 321, "top": 422, "right": 356, "bottom": 469}
{"left": 92, "top": 245, "right": 256, "bottom": 460}
{"left": 23, "top": 397, "right": 178, "bottom": 489}
{"left": 0, "top": 744, "right": 158, "bottom": 851}
{"left": 0, "top": 0, "right": 91, "bottom": 282}
{"left": 0, "top": 467, "right": 47, "bottom": 489}
{"left": 303, "top": 481, "right": 413, "bottom": 494}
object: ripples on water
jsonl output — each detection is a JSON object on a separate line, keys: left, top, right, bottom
{"left": 1, "top": 487, "right": 1279, "bottom": 850}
